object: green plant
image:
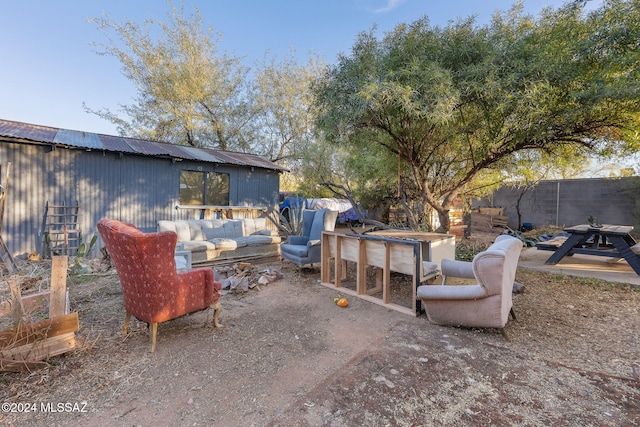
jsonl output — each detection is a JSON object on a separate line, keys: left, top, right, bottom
{"left": 77, "top": 234, "right": 98, "bottom": 259}
{"left": 455, "top": 240, "right": 492, "bottom": 262}
{"left": 587, "top": 215, "right": 601, "bottom": 227}
{"left": 278, "top": 198, "right": 305, "bottom": 237}
{"left": 70, "top": 234, "right": 98, "bottom": 275}
{"left": 43, "top": 232, "right": 61, "bottom": 258}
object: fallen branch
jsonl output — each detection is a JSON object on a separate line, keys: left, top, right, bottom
{"left": 544, "top": 360, "right": 640, "bottom": 384}
{"left": 0, "top": 357, "right": 48, "bottom": 372}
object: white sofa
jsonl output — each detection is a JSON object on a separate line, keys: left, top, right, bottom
{"left": 158, "top": 218, "right": 281, "bottom": 265}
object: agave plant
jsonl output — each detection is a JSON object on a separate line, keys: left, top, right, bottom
{"left": 278, "top": 197, "right": 305, "bottom": 237}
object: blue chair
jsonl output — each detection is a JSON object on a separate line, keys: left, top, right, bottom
{"left": 281, "top": 208, "right": 338, "bottom": 268}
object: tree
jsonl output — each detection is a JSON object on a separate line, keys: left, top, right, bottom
{"left": 87, "top": 1, "right": 250, "bottom": 150}
{"left": 314, "top": 0, "right": 640, "bottom": 232}
{"left": 248, "top": 51, "right": 326, "bottom": 164}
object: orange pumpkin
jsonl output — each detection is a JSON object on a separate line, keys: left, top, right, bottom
{"left": 337, "top": 298, "right": 348, "bottom": 307}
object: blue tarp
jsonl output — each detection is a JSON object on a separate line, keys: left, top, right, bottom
{"left": 280, "top": 197, "right": 306, "bottom": 213}
{"left": 280, "top": 197, "right": 364, "bottom": 223}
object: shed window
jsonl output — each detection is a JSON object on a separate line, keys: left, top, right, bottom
{"left": 179, "top": 170, "right": 230, "bottom": 205}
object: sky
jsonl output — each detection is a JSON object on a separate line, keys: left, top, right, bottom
{"left": 0, "top": 0, "right": 601, "bottom": 136}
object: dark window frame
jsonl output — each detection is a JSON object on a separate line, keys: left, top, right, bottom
{"left": 179, "top": 170, "right": 230, "bottom": 205}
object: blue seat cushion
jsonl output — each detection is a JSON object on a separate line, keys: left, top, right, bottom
{"left": 281, "top": 244, "right": 309, "bottom": 258}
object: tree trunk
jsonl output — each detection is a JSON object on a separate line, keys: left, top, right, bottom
{"left": 435, "top": 208, "right": 451, "bottom": 233}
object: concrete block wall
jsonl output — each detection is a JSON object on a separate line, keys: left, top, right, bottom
{"left": 473, "top": 177, "right": 640, "bottom": 231}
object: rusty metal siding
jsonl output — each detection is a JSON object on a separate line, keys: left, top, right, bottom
{"left": 0, "top": 141, "right": 280, "bottom": 258}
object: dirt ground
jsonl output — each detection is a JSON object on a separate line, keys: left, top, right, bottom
{"left": 1, "top": 233, "right": 639, "bottom": 427}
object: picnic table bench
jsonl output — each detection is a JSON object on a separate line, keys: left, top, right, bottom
{"left": 537, "top": 224, "right": 640, "bottom": 275}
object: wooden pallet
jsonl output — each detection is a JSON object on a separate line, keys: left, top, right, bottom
{"left": 0, "top": 256, "right": 78, "bottom": 372}
{"left": 0, "top": 237, "right": 16, "bottom": 273}
{"left": 470, "top": 211, "right": 509, "bottom": 232}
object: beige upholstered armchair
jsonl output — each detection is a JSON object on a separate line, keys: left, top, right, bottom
{"left": 417, "top": 235, "right": 523, "bottom": 339}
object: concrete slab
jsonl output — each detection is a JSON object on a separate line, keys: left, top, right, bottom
{"left": 518, "top": 246, "right": 640, "bottom": 286}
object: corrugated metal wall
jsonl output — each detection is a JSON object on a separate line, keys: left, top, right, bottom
{"left": 0, "top": 142, "right": 280, "bottom": 258}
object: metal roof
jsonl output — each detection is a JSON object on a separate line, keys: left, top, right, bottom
{"left": 0, "top": 120, "right": 57, "bottom": 142}
{"left": 0, "top": 118, "right": 287, "bottom": 172}
{"left": 53, "top": 129, "right": 102, "bottom": 149}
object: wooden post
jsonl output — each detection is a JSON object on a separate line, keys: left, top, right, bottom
{"left": 321, "top": 232, "right": 330, "bottom": 284}
{"left": 356, "top": 237, "right": 367, "bottom": 295}
{"left": 334, "top": 235, "right": 343, "bottom": 288}
{"left": 49, "top": 256, "right": 69, "bottom": 318}
{"left": 9, "top": 278, "right": 24, "bottom": 324}
{"left": 382, "top": 242, "right": 391, "bottom": 304}
{"left": 0, "top": 162, "right": 16, "bottom": 273}
{"left": 0, "top": 162, "right": 11, "bottom": 235}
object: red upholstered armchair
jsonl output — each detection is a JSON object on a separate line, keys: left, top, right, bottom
{"left": 97, "top": 219, "right": 222, "bottom": 352}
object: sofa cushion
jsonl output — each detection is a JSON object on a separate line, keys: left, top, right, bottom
{"left": 181, "top": 240, "right": 217, "bottom": 253}
{"left": 245, "top": 235, "right": 280, "bottom": 246}
{"left": 197, "top": 219, "right": 224, "bottom": 230}
{"left": 251, "top": 229, "right": 277, "bottom": 236}
{"left": 308, "top": 209, "right": 328, "bottom": 241}
{"left": 242, "top": 218, "right": 268, "bottom": 235}
{"left": 209, "top": 238, "right": 239, "bottom": 250}
{"left": 231, "top": 237, "right": 250, "bottom": 248}
{"left": 190, "top": 220, "right": 221, "bottom": 239}
{"left": 281, "top": 243, "right": 309, "bottom": 258}
{"left": 189, "top": 221, "right": 206, "bottom": 241}
{"left": 158, "top": 220, "right": 205, "bottom": 242}
{"left": 203, "top": 226, "right": 226, "bottom": 240}
{"left": 173, "top": 221, "right": 192, "bottom": 242}
{"left": 223, "top": 220, "right": 243, "bottom": 238}
{"left": 157, "top": 220, "right": 176, "bottom": 234}
{"left": 417, "top": 284, "right": 488, "bottom": 300}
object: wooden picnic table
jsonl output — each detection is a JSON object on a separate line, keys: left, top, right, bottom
{"left": 544, "top": 224, "right": 640, "bottom": 275}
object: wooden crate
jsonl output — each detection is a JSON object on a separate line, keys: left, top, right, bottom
{"left": 478, "top": 207, "right": 505, "bottom": 216}
{"left": 470, "top": 212, "right": 509, "bottom": 232}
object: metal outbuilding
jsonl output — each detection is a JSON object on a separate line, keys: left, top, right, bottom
{"left": 0, "top": 119, "right": 287, "bottom": 259}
